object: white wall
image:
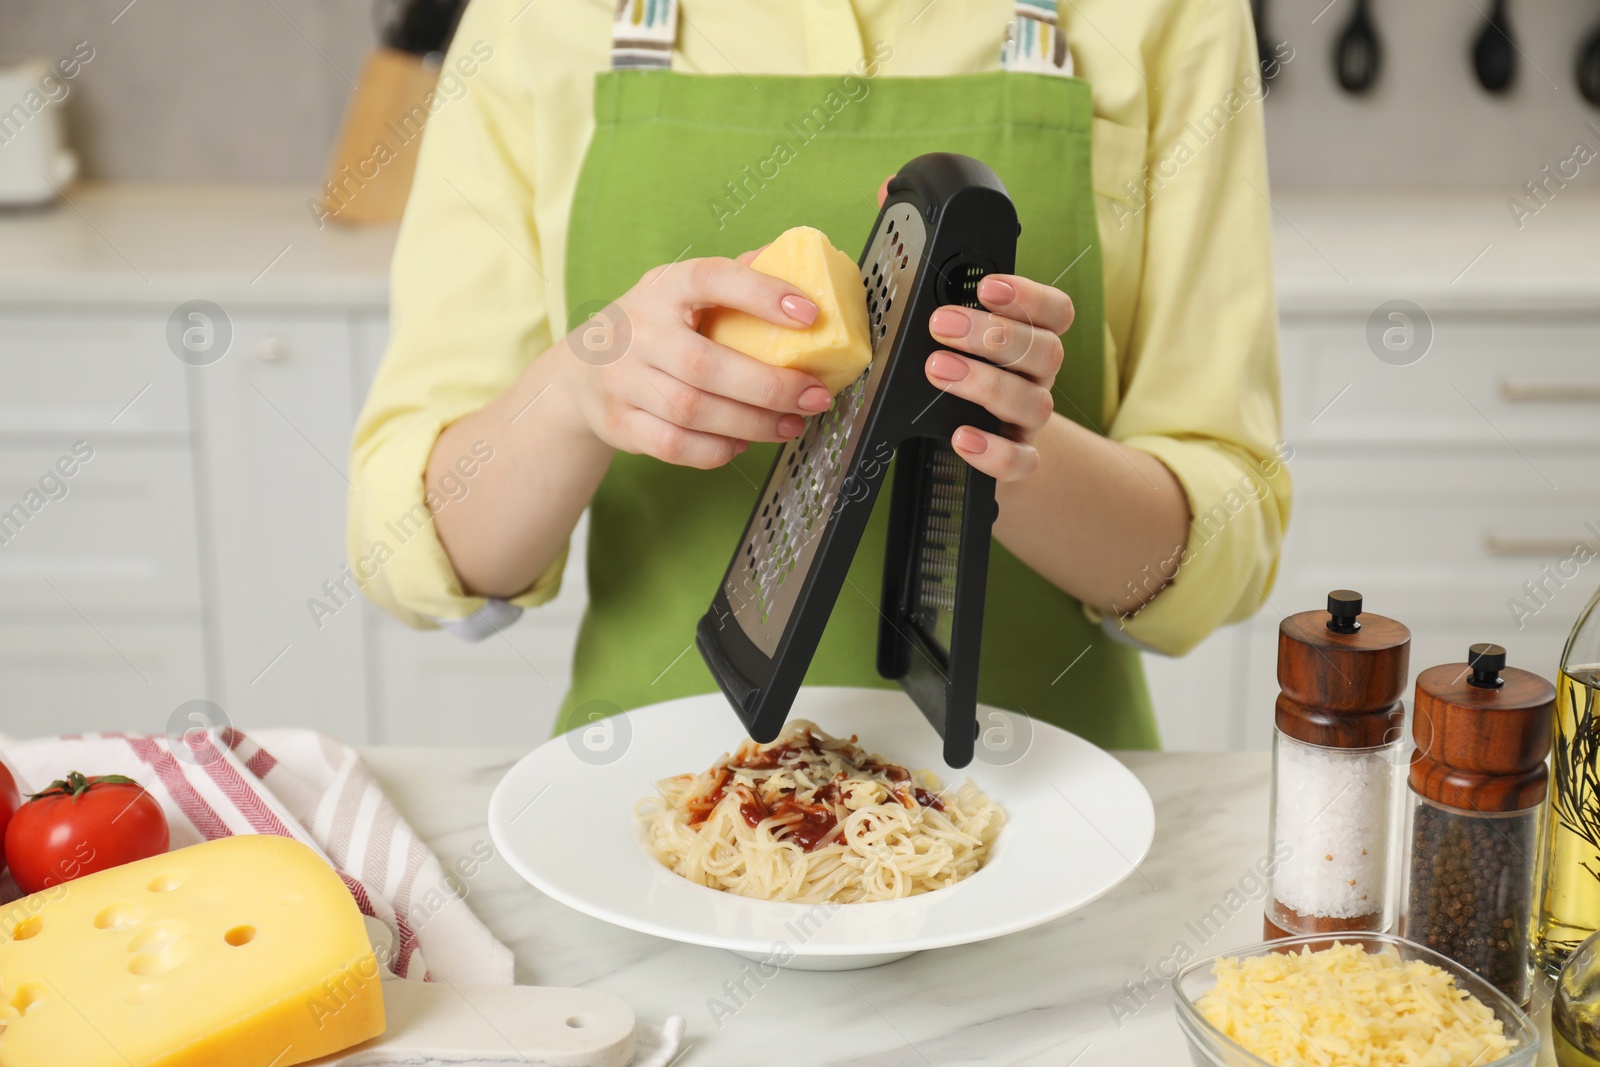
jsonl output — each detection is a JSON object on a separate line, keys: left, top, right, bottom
{"left": 5, "top": 0, "right": 1600, "bottom": 187}
{"left": 1261, "top": 0, "right": 1600, "bottom": 187}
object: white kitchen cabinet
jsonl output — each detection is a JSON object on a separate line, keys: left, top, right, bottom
{"left": 0, "top": 444, "right": 202, "bottom": 617}
{"left": 351, "top": 312, "right": 389, "bottom": 398}
{"left": 0, "top": 309, "right": 204, "bottom": 739}
{"left": 1268, "top": 453, "right": 1600, "bottom": 617}
{"left": 0, "top": 187, "right": 396, "bottom": 742}
{"left": 1228, "top": 303, "right": 1600, "bottom": 751}
{"left": 1235, "top": 449, "right": 1600, "bottom": 745}
{"left": 373, "top": 615, "right": 575, "bottom": 749}
{"left": 0, "top": 311, "right": 188, "bottom": 439}
{"left": 1286, "top": 315, "right": 1600, "bottom": 446}
{"left": 1141, "top": 624, "right": 1252, "bottom": 750}
{"left": 0, "top": 621, "right": 205, "bottom": 740}
{"left": 369, "top": 511, "right": 592, "bottom": 747}
{"left": 189, "top": 313, "right": 370, "bottom": 741}
{"left": 1159, "top": 299, "right": 1600, "bottom": 750}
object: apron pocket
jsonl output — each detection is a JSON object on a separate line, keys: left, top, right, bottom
{"left": 1091, "top": 117, "right": 1147, "bottom": 206}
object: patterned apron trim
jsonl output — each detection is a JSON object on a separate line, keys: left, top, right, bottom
{"left": 609, "top": 0, "right": 1073, "bottom": 77}
{"left": 1002, "top": 0, "right": 1074, "bottom": 77}
{"left": 610, "top": 0, "right": 679, "bottom": 71}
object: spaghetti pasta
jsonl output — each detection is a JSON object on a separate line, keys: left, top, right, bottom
{"left": 637, "top": 720, "right": 1004, "bottom": 903}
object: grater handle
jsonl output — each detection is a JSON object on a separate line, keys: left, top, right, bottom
{"left": 695, "top": 614, "right": 764, "bottom": 737}
{"left": 885, "top": 155, "right": 1015, "bottom": 229}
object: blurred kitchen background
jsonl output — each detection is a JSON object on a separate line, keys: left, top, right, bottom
{"left": 2, "top": 0, "right": 1598, "bottom": 750}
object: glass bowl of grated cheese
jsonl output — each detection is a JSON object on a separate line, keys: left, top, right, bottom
{"left": 1173, "top": 932, "right": 1539, "bottom": 1067}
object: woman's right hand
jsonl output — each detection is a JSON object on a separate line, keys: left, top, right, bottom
{"left": 554, "top": 254, "right": 836, "bottom": 470}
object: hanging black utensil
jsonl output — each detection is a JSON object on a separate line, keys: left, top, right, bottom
{"left": 1579, "top": 16, "right": 1600, "bottom": 106}
{"left": 374, "top": 0, "right": 466, "bottom": 56}
{"left": 697, "top": 153, "right": 1018, "bottom": 769}
{"left": 1335, "top": 0, "right": 1382, "bottom": 94}
{"left": 1473, "top": 0, "right": 1516, "bottom": 94}
{"left": 1253, "top": 0, "right": 1281, "bottom": 83}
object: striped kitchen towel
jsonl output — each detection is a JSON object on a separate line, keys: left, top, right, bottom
{"left": 0, "top": 728, "right": 514, "bottom": 986}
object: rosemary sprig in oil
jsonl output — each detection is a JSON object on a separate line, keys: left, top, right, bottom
{"left": 1554, "top": 684, "right": 1600, "bottom": 883}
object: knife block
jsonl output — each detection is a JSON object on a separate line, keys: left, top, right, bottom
{"left": 317, "top": 48, "right": 439, "bottom": 226}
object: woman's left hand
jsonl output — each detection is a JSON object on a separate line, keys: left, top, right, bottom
{"left": 925, "top": 273, "right": 1073, "bottom": 483}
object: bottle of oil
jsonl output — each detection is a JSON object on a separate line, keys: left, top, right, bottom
{"left": 1535, "top": 585, "right": 1600, "bottom": 976}
{"left": 1555, "top": 931, "right": 1600, "bottom": 1066}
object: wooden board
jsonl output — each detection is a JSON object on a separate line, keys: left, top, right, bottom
{"left": 318, "top": 48, "right": 439, "bottom": 226}
{"left": 312, "top": 980, "right": 637, "bottom": 1067}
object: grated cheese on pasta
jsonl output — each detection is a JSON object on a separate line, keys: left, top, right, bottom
{"left": 1195, "top": 942, "right": 1516, "bottom": 1067}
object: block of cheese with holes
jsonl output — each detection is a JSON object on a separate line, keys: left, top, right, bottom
{"left": 0, "top": 834, "right": 384, "bottom": 1067}
{"left": 702, "top": 225, "right": 873, "bottom": 395}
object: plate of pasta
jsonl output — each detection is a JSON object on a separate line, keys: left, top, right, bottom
{"left": 488, "top": 687, "right": 1154, "bottom": 970}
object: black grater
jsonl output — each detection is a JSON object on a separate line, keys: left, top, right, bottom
{"left": 695, "top": 153, "right": 1019, "bottom": 768}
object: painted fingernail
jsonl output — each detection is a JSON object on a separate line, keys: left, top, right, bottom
{"left": 928, "top": 353, "right": 968, "bottom": 382}
{"left": 798, "top": 386, "right": 832, "bottom": 412}
{"left": 778, "top": 414, "right": 805, "bottom": 438}
{"left": 930, "top": 308, "right": 969, "bottom": 338}
{"left": 953, "top": 428, "right": 987, "bottom": 454}
{"left": 781, "top": 295, "right": 819, "bottom": 325}
{"left": 979, "top": 277, "right": 1016, "bottom": 305}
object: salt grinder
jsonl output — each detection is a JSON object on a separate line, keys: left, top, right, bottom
{"left": 1265, "top": 590, "right": 1409, "bottom": 940}
{"left": 1403, "top": 643, "right": 1554, "bottom": 1005}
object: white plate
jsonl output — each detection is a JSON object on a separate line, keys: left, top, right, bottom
{"left": 488, "top": 687, "right": 1154, "bottom": 971}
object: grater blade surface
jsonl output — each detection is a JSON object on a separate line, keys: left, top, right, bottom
{"left": 909, "top": 442, "right": 966, "bottom": 655}
{"left": 723, "top": 201, "right": 928, "bottom": 657}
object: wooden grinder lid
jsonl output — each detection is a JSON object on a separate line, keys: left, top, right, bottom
{"left": 1410, "top": 643, "right": 1555, "bottom": 812}
{"left": 1276, "top": 590, "right": 1410, "bottom": 749}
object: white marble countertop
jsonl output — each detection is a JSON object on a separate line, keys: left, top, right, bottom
{"left": 357, "top": 747, "right": 1563, "bottom": 1066}
{"left": 3, "top": 184, "right": 1598, "bottom": 316}
{"left": 0, "top": 184, "right": 395, "bottom": 310}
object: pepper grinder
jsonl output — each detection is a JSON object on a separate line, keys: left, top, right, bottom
{"left": 1404, "top": 643, "right": 1554, "bottom": 1005}
{"left": 1265, "top": 590, "right": 1410, "bottom": 940}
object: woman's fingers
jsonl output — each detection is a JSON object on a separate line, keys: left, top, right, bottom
{"left": 928, "top": 305, "right": 1064, "bottom": 384}
{"left": 653, "top": 334, "right": 833, "bottom": 415}
{"left": 658, "top": 255, "right": 818, "bottom": 328}
{"left": 734, "top": 244, "right": 771, "bottom": 267}
{"left": 951, "top": 426, "right": 1039, "bottom": 483}
{"left": 977, "top": 274, "right": 1075, "bottom": 335}
{"left": 568, "top": 251, "right": 849, "bottom": 468}
{"left": 629, "top": 368, "right": 807, "bottom": 444}
{"left": 926, "top": 351, "right": 1055, "bottom": 433}
{"left": 616, "top": 406, "right": 748, "bottom": 470}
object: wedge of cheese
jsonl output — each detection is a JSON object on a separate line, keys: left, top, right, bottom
{"left": 704, "top": 226, "right": 873, "bottom": 394}
{"left": 0, "top": 834, "right": 385, "bottom": 1067}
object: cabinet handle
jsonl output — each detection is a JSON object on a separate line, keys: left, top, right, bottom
{"left": 1484, "top": 533, "right": 1598, "bottom": 557}
{"left": 255, "top": 336, "right": 290, "bottom": 363}
{"left": 1497, "top": 379, "right": 1600, "bottom": 403}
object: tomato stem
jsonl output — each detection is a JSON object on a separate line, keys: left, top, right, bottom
{"left": 29, "top": 772, "right": 138, "bottom": 802}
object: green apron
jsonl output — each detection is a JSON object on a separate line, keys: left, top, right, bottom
{"left": 555, "top": 4, "right": 1157, "bottom": 750}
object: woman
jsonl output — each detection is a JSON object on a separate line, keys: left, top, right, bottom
{"left": 349, "top": 0, "right": 1291, "bottom": 749}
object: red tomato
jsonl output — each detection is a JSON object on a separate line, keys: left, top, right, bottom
{"left": 0, "top": 761, "right": 19, "bottom": 863}
{"left": 6, "top": 772, "right": 170, "bottom": 895}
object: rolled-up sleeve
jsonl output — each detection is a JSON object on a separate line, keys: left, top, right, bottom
{"left": 347, "top": 0, "right": 566, "bottom": 628}
{"left": 1100, "top": 0, "right": 1292, "bottom": 655}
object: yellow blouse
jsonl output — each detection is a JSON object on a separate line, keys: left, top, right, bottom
{"left": 349, "top": 0, "right": 1291, "bottom": 656}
